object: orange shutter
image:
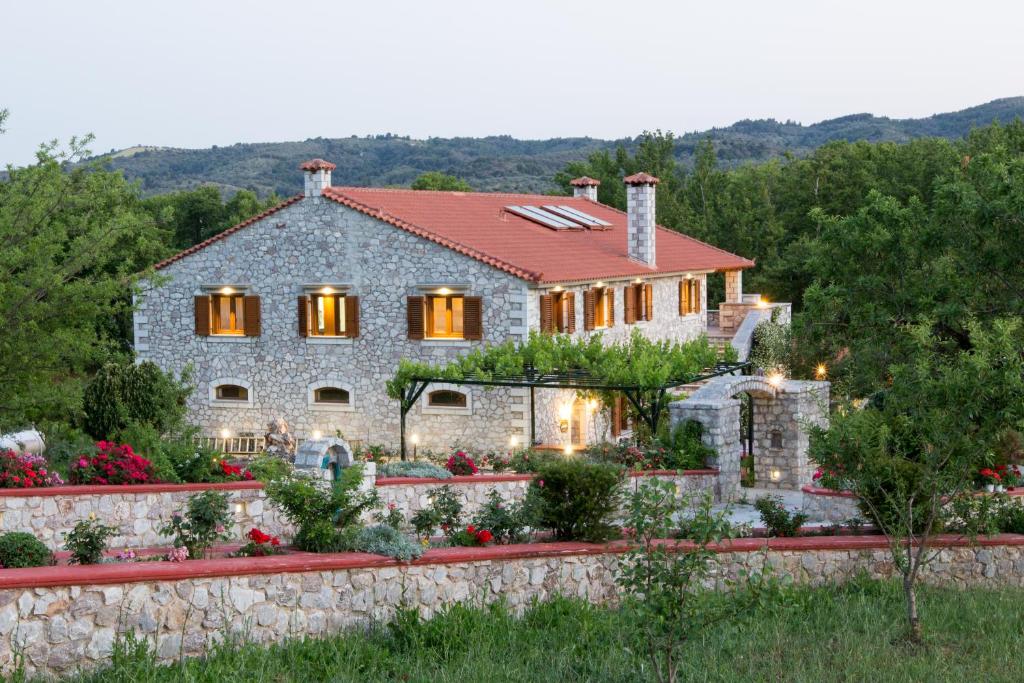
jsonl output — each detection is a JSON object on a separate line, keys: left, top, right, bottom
{"left": 623, "top": 286, "right": 636, "bottom": 324}
{"left": 243, "top": 296, "right": 261, "bottom": 336}
{"left": 194, "top": 296, "right": 211, "bottom": 336}
{"left": 540, "top": 294, "right": 554, "bottom": 333}
{"left": 565, "top": 292, "right": 576, "bottom": 333}
{"left": 583, "top": 289, "right": 596, "bottom": 331}
{"left": 693, "top": 279, "right": 702, "bottom": 313}
{"left": 407, "top": 296, "right": 425, "bottom": 340}
{"left": 644, "top": 284, "right": 653, "bottom": 321}
{"left": 297, "top": 296, "right": 308, "bottom": 337}
{"left": 679, "top": 281, "right": 686, "bottom": 316}
{"left": 606, "top": 288, "right": 615, "bottom": 327}
{"left": 345, "top": 295, "right": 360, "bottom": 338}
{"left": 463, "top": 296, "right": 483, "bottom": 340}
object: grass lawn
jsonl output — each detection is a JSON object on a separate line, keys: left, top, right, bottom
{"left": 51, "top": 578, "right": 1024, "bottom": 683}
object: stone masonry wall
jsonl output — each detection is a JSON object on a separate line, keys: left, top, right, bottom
{"left": 0, "top": 486, "right": 293, "bottom": 552}
{"left": 800, "top": 489, "right": 863, "bottom": 524}
{"left": 6, "top": 539, "right": 1024, "bottom": 677}
{"left": 135, "top": 197, "right": 530, "bottom": 452}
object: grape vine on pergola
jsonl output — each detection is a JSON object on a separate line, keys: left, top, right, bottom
{"left": 395, "top": 360, "right": 749, "bottom": 460}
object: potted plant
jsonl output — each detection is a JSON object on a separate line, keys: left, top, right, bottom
{"left": 979, "top": 468, "right": 1002, "bottom": 493}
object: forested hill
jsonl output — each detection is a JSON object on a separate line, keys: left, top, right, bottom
{"left": 95, "top": 97, "right": 1024, "bottom": 197}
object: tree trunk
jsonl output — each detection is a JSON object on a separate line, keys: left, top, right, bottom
{"left": 903, "top": 575, "right": 922, "bottom": 643}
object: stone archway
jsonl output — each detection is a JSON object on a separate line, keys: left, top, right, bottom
{"left": 669, "top": 376, "right": 829, "bottom": 500}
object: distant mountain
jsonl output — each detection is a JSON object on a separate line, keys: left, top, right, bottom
{"left": 95, "top": 97, "right": 1024, "bottom": 197}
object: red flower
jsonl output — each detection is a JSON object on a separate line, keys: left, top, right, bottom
{"left": 247, "top": 528, "right": 272, "bottom": 544}
{"left": 475, "top": 529, "right": 493, "bottom": 544}
{"left": 270, "top": 537, "right": 281, "bottom": 547}
{"left": 466, "top": 525, "right": 476, "bottom": 534}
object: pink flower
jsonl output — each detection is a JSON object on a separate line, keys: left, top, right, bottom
{"left": 167, "top": 546, "right": 189, "bottom": 562}
{"left": 215, "top": 525, "right": 225, "bottom": 534}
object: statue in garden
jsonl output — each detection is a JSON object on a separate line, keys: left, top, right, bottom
{"left": 264, "top": 418, "right": 296, "bottom": 462}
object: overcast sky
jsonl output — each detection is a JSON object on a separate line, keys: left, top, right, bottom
{"left": 2, "top": 0, "right": 1022, "bottom": 166}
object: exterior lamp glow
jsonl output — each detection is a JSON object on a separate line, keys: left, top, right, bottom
{"left": 320, "top": 286, "right": 334, "bottom": 294}
{"left": 815, "top": 364, "right": 828, "bottom": 380}
{"left": 311, "top": 430, "right": 323, "bottom": 440}
{"left": 219, "top": 428, "right": 232, "bottom": 439}
{"left": 436, "top": 287, "right": 452, "bottom": 295}
{"left": 587, "top": 398, "right": 598, "bottom": 411}
{"left": 410, "top": 434, "right": 420, "bottom": 445}
{"left": 220, "top": 287, "right": 235, "bottom": 295}
{"left": 563, "top": 444, "right": 574, "bottom": 456}
{"left": 509, "top": 435, "right": 519, "bottom": 448}
{"left": 234, "top": 503, "right": 245, "bottom": 514}
{"left": 767, "top": 372, "right": 785, "bottom": 388}
{"left": 558, "top": 404, "right": 572, "bottom": 433}
{"left": 755, "top": 296, "right": 769, "bottom": 309}
{"left": 770, "top": 469, "right": 781, "bottom": 482}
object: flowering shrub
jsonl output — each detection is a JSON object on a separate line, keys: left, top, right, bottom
{"left": 158, "top": 490, "right": 233, "bottom": 559}
{"left": 233, "top": 527, "right": 283, "bottom": 557}
{"left": 812, "top": 466, "right": 853, "bottom": 491}
{"left": 166, "top": 546, "right": 189, "bottom": 562}
{"left": 448, "top": 524, "right": 494, "bottom": 547}
{"left": 0, "top": 449, "right": 63, "bottom": 489}
{"left": 69, "top": 442, "right": 155, "bottom": 485}
{"left": 446, "top": 451, "right": 478, "bottom": 476}
{"left": 65, "top": 516, "right": 117, "bottom": 564}
{"left": 218, "top": 459, "right": 255, "bottom": 481}
{"left": 978, "top": 467, "right": 1003, "bottom": 488}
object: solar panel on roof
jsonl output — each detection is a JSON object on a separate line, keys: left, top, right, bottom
{"left": 505, "top": 205, "right": 581, "bottom": 230}
{"left": 553, "top": 205, "right": 612, "bottom": 227}
{"left": 542, "top": 205, "right": 597, "bottom": 227}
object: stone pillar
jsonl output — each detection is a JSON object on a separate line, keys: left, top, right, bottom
{"left": 624, "top": 172, "right": 658, "bottom": 266}
{"left": 569, "top": 176, "right": 600, "bottom": 202}
{"left": 669, "top": 398, "right": 741, "bottom": 501}
{"left": 751, "top": 381, "right": 830, "bottom": 489}
{"left": 724, "top": 270, "right": 743, "bottom": 304}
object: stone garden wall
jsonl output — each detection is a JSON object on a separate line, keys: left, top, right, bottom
{"left": 800, "top": 487, "right": 862, "bottom": 524}
{"left": 0, "top": 483, "right": 293, "bottom": 552}
{"left": 5, "top": 535, "right": 1024, "bottom": 677}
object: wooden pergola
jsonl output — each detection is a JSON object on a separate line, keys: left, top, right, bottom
{"left": 397, "top": 360, "right": 750, "bottom": 459}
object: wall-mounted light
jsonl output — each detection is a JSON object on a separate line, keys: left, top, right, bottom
{"left": 552, "top": 285, "right": 563, "bottom": 293}
{"left": 312, "top": 430, "right": 323, "bottom": 440}
{"left": 594, "top": 281, "right": 605, "bottom": 288}
{"left": 756, "top": 296, "right": 769, "bottom": 309}
{"left": 770, "top": 469, "right": 782, "bottom": 482}
{"left": 219, "top": 287, "right": 235, "bottom": 295}
{"left": 320, "top": 286, "right": 334, "bottom": 294}
{"left": 219, "top": 428, "right": 232, "bottom": 439}
{"left": 558, "top": 404, "right": 572, "bottom": 433}
{"left": 436, "top": 287, "right": 452, "bottom": 296}
{"left": 767, "top": 372, "right": 785, "bottom": 388}
{"left": 815, "top": 364, "right": 828, "bottom": 380}
{"left": 633, "top": 278, "right": 643, "bottom": 284}
{"left": 234, "top": 503, "right": 246, "bottom": 515}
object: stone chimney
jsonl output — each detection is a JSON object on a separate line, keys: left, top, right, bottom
{"left": 623, "top": 172, "right": 659, "bottom": 266}
{"left": 569, "top": 176, "right": 600, "bottom": 201}
{"left": 299, "top": 158, "right": 336, "bottom": 197}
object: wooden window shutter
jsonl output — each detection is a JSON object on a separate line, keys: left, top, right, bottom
{"left": 623, "top": 286, "right": 636, "bottom": 324}
{"left": 463, "top": 296, "right": 483, "bottom": 340}
{"left": 606, "top": 289, "right": 615, "bottom": 327}
{"left": 693, "top": 279, "right": 702, "bottom": 313}
{"left": 345, "top": 295, "right": 360, "bottom": 338}
{"left": 407, "top": 296, "right": 425, "bottom": 340}
{"left": 243, "top": 295, "right": 261, "bottom": 336}
{"left": 539, "top": 294, "right": 554, "bottom": 334}
{"left": 644, "top": 284, "right": 654, "bottom": 321}
{"left": 194, "top": 295, "right": 211, "bottom": 336}
{"left": 583, "top": 289, "right": 596, "bottom": 331}
{"left": 679, "top": 281, "right": 686, "bottom": 316}
{"left": 565, "top": 292, "right": 576, "bottom": 333}
{"left": 297, "top": 296, "right": 308, "bottom": 337}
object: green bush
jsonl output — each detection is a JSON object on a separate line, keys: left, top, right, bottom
{"left": 246, "top": 455, "right": 292, "bottom": 482}
{"left": 158, "top": 490, "right": 233, "bottom": 559}
{"left": 528, "top": 460, "right": 623, "bottom": 542}
{"left": 343, "top": 524, "right": 424, "bottom": 561}
{"left": 265, "top": 467, "right": 378, "bottom": 552}
{"left": 379, "top": 461, "right": 452, "bottom": 479}
{"left": 38, "top": 423, "right": 96, "bottom": 478}
{"left": 114, "top": 421, "right": 183, "bottom": 483}
{"left": 82, "top": 361, "right": 192, "bottom": 440}
{"left": 754, "top": 495, "right": 808, "bottom": 537}
{"left": 0, "top": 532, "right": 53, "bottom": 568}
{"left": 471, "top": 490, "right": 532, "bottom": 544}
{"left": 508, "top": 449, "right": 559, "bottom": 473}
{"left": 66, "top": 517, "right": 117, "bottom": 564}
{"left": 410, "top": 486, "right": 464, "bottom": 539}
{"left": 655, "top": 420, "right": 715, "bottom": 470}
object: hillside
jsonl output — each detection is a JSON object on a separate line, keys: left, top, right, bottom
{"left": 95, "top": 97, "right": 1024, "bottom": 197}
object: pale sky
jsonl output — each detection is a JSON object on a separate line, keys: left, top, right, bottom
{"left": 2, "top": 0, "right": 1022, "bottom": 166}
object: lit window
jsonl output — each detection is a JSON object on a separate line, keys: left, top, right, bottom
{"left": 426, "top": 295, "right": 464, "bottom": 339}
{"left": 212, "top": 294, "right": 245, "bottom": 335}
{"left": 427, "top": 390, "right": 467, "bottom": 408}
{"left": 311, "top": 293, "right": 347, "bottom": 337}
{"left": 215, "top": 384, "right": 248, "bottom": 401}
{"left": 680, "top": 279, "right": 701, "bottom": 315}
{"left": 553, "top": 292, "right": 573, "bottom": 333}
{"left": 314, "top": 387, "right": 350, "bottom": 404}
{"left": 593, "top": 287, "right": 613, "bottom": 329}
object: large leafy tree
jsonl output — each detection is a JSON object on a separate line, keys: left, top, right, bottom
{"left": 410, "top": 172, "right": 472, "bottom": 192}
{"left": 0, "top": 122, "right": 168, "bottom": 430}
{"left": 141, "top": 185, "right": 281, "bottom": 249}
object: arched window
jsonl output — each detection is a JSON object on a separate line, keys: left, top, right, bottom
{"left": 215, "top": 384, "right": 248, "bottom": 401}
{"left": 427, "top": 390, "right": 467, "bottom": 408}
{"left": 314, "top": 387, "right": 350, "bottom": 404}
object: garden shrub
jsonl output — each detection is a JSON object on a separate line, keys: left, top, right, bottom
{"left": 0, "top": 449, "right": 64, "bottom": 488}
{"left": 69, "top": 441, "right": 156, "bottom": 485}
{"left": 342, "top": 524, "right": 424, "bottom": 561}
{"left": 655, "top": 420, "right": 715, "bottom": 470}
{"left": 410, "top": 485, "right": 464, "bottom": 539}
{"left": 246, "top": 454, "right": 292, "bottom": 482}
{"left": 82, "top": 361, "right": 192, "bottom": 440}
{"left": 36, "top": 423, "right": 94, "bottom": 477}
{"left": 471, "top": 490, "right": 531, "bottom": 544}
{"left": 749, "top": 307, "right": 791, "bottom": 375}
{"left": 114, "top": 422, "right": 183, "bottom": 483}
{"left": 754, "top": 495, "right": 808, "bottom": 537}
{"left": 0, "top": 532, "right": 53, "bottom": 568}
{"left": 528, "top": 459, "right": 623, "bottom": 542}
{"left": 379, "top": 461, "right": 452, "bottom": 479}
{"left": 507, "top": 448, "right": 558, "bottom": 473}
{"left": 233, "top": 528, "right": 283, "bottom": 557}
{"left": 445, "top": 451, "right": 478, "bottom": 476}
{"left": 66, "top": 517, "right": 117, "bottom": 564}
{"left": 265, "top": 466, "right": 379, "bottom": 552}
{"left": 158, "top": 490, "right": 233, "bottom": 559}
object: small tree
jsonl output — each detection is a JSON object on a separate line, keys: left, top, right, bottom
{"left": 410, "top": 172, "right": 472, "bottom": 192}
{"left": 617, "top": 480, "right": 759, "bottom": 683}
{"left": 809, "top": 319, "right": 1024, "bottom": 641}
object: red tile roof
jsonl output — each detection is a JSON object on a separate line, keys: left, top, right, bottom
{"left": 153, "top": 187, "right": 754, "bottom": 282}
{"left": 569, "top": 176, "right": 601, "bottom": 187}
{"left": 623, "top": 172, "right": 660, "bottom": 185}
{"left": 299, "top": 158, "right": 336, "bottom": 171}
{"left": 320, "top": 187, "right": 753, "bottom": 283}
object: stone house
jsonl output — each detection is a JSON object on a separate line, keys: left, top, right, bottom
{"left": 134, "top": 160, "right": 754, "bottom": 452}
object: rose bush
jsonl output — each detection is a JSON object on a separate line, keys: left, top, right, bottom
{"left": 446, "top": 451, "right": 478, "bottom": 476}
{"left": 0, "top": 449, "right": 63, "bottom": 488}
{"left": 69, "top": 442, "right": 155, "bottom": 485}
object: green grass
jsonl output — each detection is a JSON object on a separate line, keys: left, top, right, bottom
{"left": 47, "top": 579, "right": 1024, "bottom": 682}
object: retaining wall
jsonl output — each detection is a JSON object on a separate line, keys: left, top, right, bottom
{"left": 800, "top": 486, "right": 862, "bottom": 524}
{"left": 4, "top": 534, "right": 1024, "bottom": 677}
